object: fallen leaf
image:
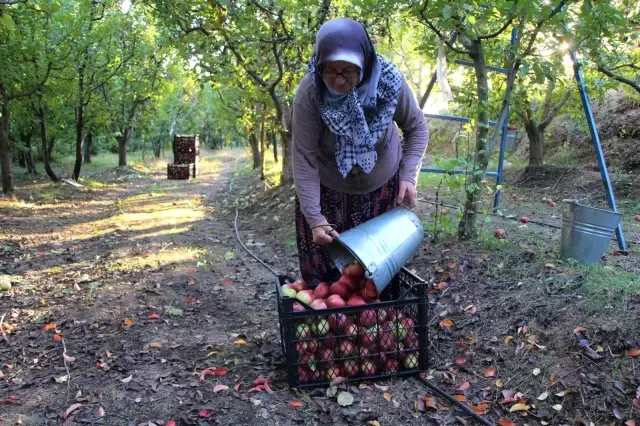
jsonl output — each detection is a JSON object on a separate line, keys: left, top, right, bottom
{"left": 233, "top": 383, "right": 241, "bottom": 392}
{"left": 471, "top": 402, "right": 490, "bottom": 414}
{"left": 627, "top": 348, "right": 640, "bottom": 357}
{"left": 537, "top": 391, "right": 548, "bottom": 400}
{"left": 421, "top": 396, "right": 438, "bottom": 409}
{"left": 533, "top": 368, "right": 541, "bottom": 376}
{"left": 453, "top": 394, "right": 466, "bottom": 402}
{"left": 123, "top": 318, "right": 134, "bottom": 327}
{"left": 213, "top": 384, "right": 229, "bottom": 393}
{"left": 463, "top": 304, "right": 477, "bottom": 314}
{"left": 43, "top": 323, "right": 57, "bottom": 332}
{"left": 509, "top": 403, "right": 530, "bottom": 412}
{"left": 165, "top": 421, "right": 176, "bottom": 426}
{"left": 120, "top": 375, "right": 132, "bottom": 383}
{"left": 288, "top": 400, "right": 303, "bottom": 408}
{"left": 504, "top": 336, "right": 514, "bottom": 346}
{"left": 200, "top": 368, "right": 228, "bottom": 382}
{"left": 367, "top": 422, "right": 381, "bottom": 426}
{"left": 199, "top": 409, "right": 214, "bottom": 418}
{"left": 436, "top": 282, "right": 448, "bottom": 290}
{"left": 187, "top": 269, "right": 196, "bottom": 274}
{"left": 483, "top": 367, "right": 497, "bottom": 378}
{"left": 456, "top": 381, "right": 470, "bottom": 391}
{"left": 439, "top": 319, "right": 454, "bottom": 328}
{"left": 374, "top": 384, "right": 389, "bottom": 392}
{"left": 574, "top": 326, "right": 588, "bottom": 333}
{"left": 383, "top": 392, "right": 392, "bottom": 401}
{"left": 148, "top": 313, "right": 159, "bottom": 319}
{"left": 55, "top": 375, "right": 69, "bottom": 384}
{"left": 253, "top": 376, "right": 271, "bottom": 385}
{"left": 544, "top": 263, "right": 556, "bottom": 269}
{"left": 625, "top": 421, "right": 636, "bottom": 426}
{"left": 5, "top": 396, "right": 22, "bottom": 404}
{"left": 185, "top": 296, "right": 195, "bottom": 304}
{"left": 221, "top": 278, "right": 231, "bottom": 285}
{"left": 96, "top": 406, "right": 105, "bottom": 417}
{"left": 448, "top": 263, "right": 457, "bottom": 270}
{"left": 634, "top": 398, "right": 640, "bottom": 409}
{"left": 337, "top": 391, "right": 354, "bottom": 406}
{"left": 214, "top": 367, "right": 228, "bottom": 376}
{"left": 551, "top": 404, "right": 562, "bottom": 411}
{"left": 64, "top": 403, "right": 84, "bottom": 419}
{"left": 498, "top": 420, "right": 516, "bottom": 426}
{"left": 613, "top": 408, "right": 625, "bottom": 420}
{"left": 149, "top": 342, "right": 162, "bottom": 349}
{"left": 187, "top": 279, "right": 195, "bottom": 286}
{"left": 454, "top": 355, "right": 466, "bottom": 365}
{"left": 495, "top": 379, "right": 504, "bottom": 388}
{"left": 234, "top": 339, "right": 247, "bottom": 345}
{"left": 262, "top": 383, "right": 274, "bottom": 393}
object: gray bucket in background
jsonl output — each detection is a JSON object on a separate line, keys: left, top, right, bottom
{"left": 327, "top": 207, "right": 424, "bottom": 295}
{"left": 560, "top": 200, "right": 622, "bottom": 264}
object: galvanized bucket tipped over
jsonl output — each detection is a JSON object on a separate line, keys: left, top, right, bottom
{"left": 560, "top": 200, "right": 622, "bottom": 264}
{"left": 326, "top": 207, "right": 424, "bottom": 295}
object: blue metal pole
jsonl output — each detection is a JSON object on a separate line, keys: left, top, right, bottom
{"left": 492, "top": 26, "right": 518, "bottom": 212}
{"left": 568, "top": 47, "right": 628, "bottom": 252}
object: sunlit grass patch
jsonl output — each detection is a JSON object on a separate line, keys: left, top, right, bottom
{"left": 576, "top": 264, "right": 640, "bottom": 312}
{"left": 106, "top": 247, "right": 198, "bottom": 272}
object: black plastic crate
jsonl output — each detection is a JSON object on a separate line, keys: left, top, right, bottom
{"left": 275, "top": 268, "right": 429, "bottom": 388}
{"left": 167, "top": 164, "right": 190, "bottom": 180}
{"left": 174, "top": 152, "right": 199, "bottom": 165}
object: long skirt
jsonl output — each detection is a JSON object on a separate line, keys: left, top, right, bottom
{"left": 294, "top": 172, "right": 399, "bottom": 286}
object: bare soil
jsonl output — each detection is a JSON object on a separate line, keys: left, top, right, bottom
{"left": 1, "top": 150, "right": 639, "bottom": 426}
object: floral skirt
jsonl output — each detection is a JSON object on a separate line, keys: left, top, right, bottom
{"left": 294, "top": 172, "right": 399, "bottom": 286}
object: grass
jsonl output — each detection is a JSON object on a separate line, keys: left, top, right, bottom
{"left": 577, "top": 264, "right": 640, "bottom": 312}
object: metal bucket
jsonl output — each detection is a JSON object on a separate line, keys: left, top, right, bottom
{"left": 560, "top": 200, "right": 622, "bottom": 264}
{"left": 326, "top": 207, "right": 424, "bottom": 294}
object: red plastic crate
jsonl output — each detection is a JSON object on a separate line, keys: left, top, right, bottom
{"left": 275, "top": 268, "right": 429, "bottom": 388}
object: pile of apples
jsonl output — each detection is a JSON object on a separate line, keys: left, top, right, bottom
{"left": 281, "top": 261, "right": 380, "bottom": 310}
{"left": 294, "top": 308, "right": 419, "bottom": 384}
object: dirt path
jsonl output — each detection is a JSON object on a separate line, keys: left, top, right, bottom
{"left": 1, "top": 150, "right": 639, "bottom": 426}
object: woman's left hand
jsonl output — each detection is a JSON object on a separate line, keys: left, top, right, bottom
{"left": 396, "top": 181, "right": 417, "bottom": 209}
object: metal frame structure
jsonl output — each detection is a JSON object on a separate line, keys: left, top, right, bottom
{"left": 419, "top": 27, "right": 628, "bottom": 252}
{"left": 419, "top": 28, "right": 518, "bottom": 210}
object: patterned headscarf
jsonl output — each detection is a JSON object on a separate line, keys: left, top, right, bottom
{"left": 308, "top": 18, "right": 403, "bottom": 178}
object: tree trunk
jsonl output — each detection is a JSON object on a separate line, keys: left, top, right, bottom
{"left": 279, "top": 103, "right": 294, "bottom": 185}
{"left": 73, "top": 105, "right": 84, "bottom": 180}
{"left": 457, "top": 40, "right": 489, "bottom": 240}
{"left": 117, "top": 128, "right": 130, "bottom": 167}
{"left": 270, "top": 132, "right": 278, "bottom": 163}
{"left": 0, "top": 90, "right": 14, "bottom": 194}
{"left": 18, "top": 152, "right": 26, "bottom": 168}
{"left": 248, "top": 132, "right": 260, "bottom": 169}
{"left": 83, "top": 131, "right": 93, "bottom": 164}
{"left": 259, "top": 120, "right": 266, "bottom": 180}
{"left": 25, "top": 132, "right": 35, "bottom": 173}
{"left": 525, "top": 120, "right": 544, "bottom": 168}
{"left": 47, "top": 136, "right": 55, "bottom": 160}
{"left": 38, "top": 104, "right": 59, "bottom": 182}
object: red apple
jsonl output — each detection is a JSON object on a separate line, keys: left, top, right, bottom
{"left": 376, "top": 352, "right": 387, "bottom": 368}
{"left": 346, "top": 262, "right": 365, "bottom": 278}
{"left": 520, "top": 216, "right": 530, "bottom": 224}
{"left": 385, "top": 359, "right": 398, "bottom": 373}
{"left": 360, "top": 325, "right": 379, "bottom": 348}
{"left": 326, "top": 294, "right": 346, "bottom": 309}
{"left": 330, "top": 281, "right": 349, "bottom": 298}
{"left": 327, "top": 313, "right": 350, "bottom": 332}
{"left": 296, "top": 290, "right": 314, "bottom": 305}
{"left": 343, "top": 359, "right": 359, "bottom": 377}
{"left": 317, "top": 348, "right": 334, "bottom": 365}
{"left": 635, "top": 215, "right": 640, "bottom": 222}
{"left": 321, "top": 332, "right": 337, "bottom": 349}
{"left": 403, "top": 353, "right": 419, "bottom": 369}
{"left": 358, "top": 346, "right": 371, "bottom": 357}
{"left": 338, "top": 340, "right": 355, "bottom": 357}
{"left": 310, "top": 299, "right": 327, "bottom": 310}
{"left": 313, "top": 282, "right": 330, "bottom": 299}
{"left": 300, "top": 352, "right": 315, "bottom": 365}
{"left": 296, "top": 323, "right": 311, "bottom": 339}
{"left": 401, "top": 318, "right": 415, "bottom": 328}
{"left": 362, "top": 280, "right": 378, "bottom": 299}
{"left": 325, "top": 364, "right": 341, "bottom": 380}
{"left": 347, "top": 295, "right": 367, "bottom": 306}
{"left": 361, "top": 360, "right": 376, "bottom": 376}
{"left": 298, "top": 365, "right": 313, "bottom": 384}
{"left": 307, "top": 339, "right": 319, "bottom": 353}
{"left": 313, "top": 319, "right": 330, "bottom": 336}
{"left": 494, "top": 228, "right": 507, "bottom": 239}
{"left": 379, "top": 331, "right": 394, "bottom": 351}
{"left": 360, "top": 310, "right": 377, "bottom": 328}
{"left": 293, "top": 303, "right": 305, "bottom": 312}
{"left": 296, "top": 341, "right": 308, "bottom": 356}
{"left": 343, "top": 323, "right": 359, "bottom": 341}
{"left": 281, "top": 284, "right": 297, "bottom": 298}
{"left": 381, "top": 320, "right": 394, "bottom": 332}
{"left": 291, "top": 279, "right": 308, "bottom": 292}
{"left": 377, "top": 309, "right": 387, "bottom": 323}
{"left": 338, "top": 274, "right": 358, "bottom": 292}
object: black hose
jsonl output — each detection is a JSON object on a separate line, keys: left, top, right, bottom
{"left": 418, "top": 378, "right": 497, "bottom": 426}
{"left": 234, "top": 208, "right": 280, "bottom": 277}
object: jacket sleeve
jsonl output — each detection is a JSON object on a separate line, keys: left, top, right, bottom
{"left": 291, "top": 83, "right": 326, "bottom": 228}
{"left": 393, "top": 74, "right": 430, "bottom": 185}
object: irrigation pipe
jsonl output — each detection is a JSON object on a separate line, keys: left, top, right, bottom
{"left": 233, "top": 208, "right": 497, "bottom": 425}
{"left": 418, "top": 378, "right": 497, "bottom": 426}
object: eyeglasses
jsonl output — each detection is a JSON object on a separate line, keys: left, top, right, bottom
{"left": 321, "top": 68, "right": 360, "bottom": 80}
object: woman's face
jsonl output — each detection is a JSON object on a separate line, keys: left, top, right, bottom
{"left": 321, "top": 60, "right": 361, "bottom": 94}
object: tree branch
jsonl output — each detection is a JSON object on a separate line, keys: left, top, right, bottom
{"left": 596, "top": 64, "right": 640, "bottom": 94}
{"left": 540, "top": 88, "right": 571, "bottom": 129}
{"left": 478, "top": 16, "right": 516, "bottom": 40}
{"left": 523, "top": 0, "right": 569, "bottom": 57}
{"left": 417, "top": 0, "right": 469, "bottom": 55}
{"left": 610, "top": 63, "right": 640, "bottom": 71}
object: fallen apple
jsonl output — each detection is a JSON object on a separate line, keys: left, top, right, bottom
{"left": 494, "top": 228, "right": 507, "bottom": 239}
{"left": 520, "top": 216, "right": 530, "bottom": 224}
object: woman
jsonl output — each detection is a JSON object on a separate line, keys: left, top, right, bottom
{"left": 291, "top": 17, "right": 429, "bottom": 285}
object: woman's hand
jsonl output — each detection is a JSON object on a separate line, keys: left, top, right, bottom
{"left": 396, "top": 181, "right": 418, "bottom": 209}
{"left": 312, "top": 220, "right": 340, "bottom": 246}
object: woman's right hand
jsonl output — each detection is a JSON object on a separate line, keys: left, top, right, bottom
{"left": 312, "top": 220, "right": 340, "bottom": 246}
